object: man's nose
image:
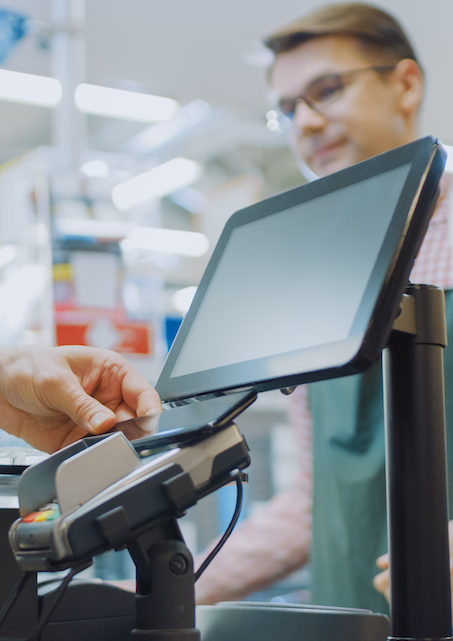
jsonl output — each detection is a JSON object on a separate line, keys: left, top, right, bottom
{"left": 293, "top": 100, "right": 328, "bottom": 136}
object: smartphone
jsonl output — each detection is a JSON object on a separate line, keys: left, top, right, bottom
{"left": 109, "top": 389, "right": 257, "bottom": 453}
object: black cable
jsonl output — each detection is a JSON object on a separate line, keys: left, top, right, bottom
{"left": 194, "top": 474, "right": 243, "bottom": 582}
{"left": 0, "top": 570, "right": 34, "bottom": 632}
{"left": 26, "top": 560, "right": 92, "bottom": 641}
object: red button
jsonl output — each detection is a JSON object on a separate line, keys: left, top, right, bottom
{"left": 23, "top": 512, "right": 41, "bottom": 522}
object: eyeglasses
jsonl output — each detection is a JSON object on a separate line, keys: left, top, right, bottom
{"left": 277, "top": 65, "right": 396, "bottom": 121}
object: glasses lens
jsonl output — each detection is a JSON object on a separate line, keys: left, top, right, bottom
{"left": 277, "top": 73, "right": 345, "bottom": 120}
{"left": 306, "top": 74, "right": 344, "bottom": 109}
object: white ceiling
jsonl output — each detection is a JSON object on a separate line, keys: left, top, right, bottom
{"left": 1, "top": 0, "right": 453, "bottom": 165}
{"left": 0, "top": 0, "right": 451, "bottom": 312}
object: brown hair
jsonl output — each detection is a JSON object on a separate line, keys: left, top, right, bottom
{"left": 264, "top": 3, "right": 422, "bottom": 71}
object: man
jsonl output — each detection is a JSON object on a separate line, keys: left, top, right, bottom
{"left": 0, "top": 344, "right": 162, "bottom": 453}
{"left": 195, "top": 2, "right": 453, "bottom": 613}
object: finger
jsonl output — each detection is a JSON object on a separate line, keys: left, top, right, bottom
{"left": 56, "top": 346, "right": 161, "bottom": 425}
{"left": 113, "top": 401, "right": 144, "bottom": 424}
{"left": 120, "top": 368, "right": 162, "bottom": 416}
{"left": 136, "top": 388, "right": 163, "bottom": 416}
{"left": 373, "top": 568, "right": 390, "bottom": 602}
{"left": 50, "top": 379, "right": 117, "bottom": 434}
{"left": 376, "top": 553, "right": 389, "bottom": 569}
{"left": 373, "top": 569, "right": 389, "bottom": 590}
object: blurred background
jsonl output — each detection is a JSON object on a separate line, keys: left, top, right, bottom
{"left": 0, "top": 0, "right": 451, "bottom": 601}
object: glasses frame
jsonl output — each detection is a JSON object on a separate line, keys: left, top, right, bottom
{"left": 277, "top": 65, "right": 397, "bottom": 121}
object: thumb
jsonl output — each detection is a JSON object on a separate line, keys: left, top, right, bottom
{"left": 57, "top": 384, "right": 117, "bottom": 434}
{"left": 85, "top": 403, "right": 117, "bottom": 434}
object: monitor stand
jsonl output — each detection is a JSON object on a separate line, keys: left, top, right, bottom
{"left": 383, "top": 283, "right": 452, "bottom": 641}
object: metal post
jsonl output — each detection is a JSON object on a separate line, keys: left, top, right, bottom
{"left": 51, "top": 0, "right": 87, "bottom": 168}
{"left": 383, "top": 283, "right": 452, "bottom": 640}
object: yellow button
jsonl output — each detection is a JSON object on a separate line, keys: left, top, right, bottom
{"left": 34, "top": 510, "right": 54, "bottom": 522}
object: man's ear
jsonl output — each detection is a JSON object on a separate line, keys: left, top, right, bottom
{"left": 392, "top": 58, "right": 424, "bottom": 116}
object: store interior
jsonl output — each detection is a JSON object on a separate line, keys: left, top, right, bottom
{"left": 0, "top": 0, "right": 453, "bottom": 604}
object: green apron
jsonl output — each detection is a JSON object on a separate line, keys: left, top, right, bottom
{"left": 308, "top": 288, "right": 453, "bottom": 613}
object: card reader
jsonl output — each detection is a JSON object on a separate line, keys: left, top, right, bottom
{"left": 9, "top": 423, "right": 250, "bottom": 573}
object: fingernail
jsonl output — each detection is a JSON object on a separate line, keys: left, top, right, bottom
{"left": 90, "top": 411, "right": 110, "bottom": 430}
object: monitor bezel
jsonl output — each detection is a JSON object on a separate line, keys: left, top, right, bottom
{"left": 156, "top": 136, "right": 445, "bottom": 402}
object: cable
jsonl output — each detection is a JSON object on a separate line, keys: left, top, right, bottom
{"left": 0, "top": 570, "right": 34, "bottom": 632}
{"left": 26, "top": 560, "right": 92, "bottom": 641}
{"left": 194, "top": 474, "right": 243, "bottom": 582}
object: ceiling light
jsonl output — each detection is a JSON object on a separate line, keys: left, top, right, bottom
{"left": 172, "top": 286, "right": 197, "bottom": 314}
{"left": 112, "top": 157, "right": 202, "bottom": 210}
{"left": 266, "top": 119, "right": 280, "bottom": 131}
{"left": 0, "top": 69, "right": 62, "bottom": 106}
{"left": 75, "top": 83, "right": 178, "bottom": 122}
{"left": 54, "top": 218, "right": 132, "bottom": 239}
{"left": 0, "top": 245, "right": 17, "bottom": 268}
{"left": 54, "top": 218, "right": 209, "bottom": 257}
{"left": 124, "top": 227, "right": 209, "bottom": 257}
{"left": 265, "top": 110, "right": 278, "bottom": 121}
{"left": 81, "top": 160, "right": 109, "bottom": 178}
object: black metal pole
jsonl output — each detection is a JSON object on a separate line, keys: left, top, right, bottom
{"left": 383, "top": 283, "right": 452, "bottom": 640}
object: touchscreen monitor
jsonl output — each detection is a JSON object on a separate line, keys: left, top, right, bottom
{"left": 156, "top": 136, "right": 445, "bottom": 402}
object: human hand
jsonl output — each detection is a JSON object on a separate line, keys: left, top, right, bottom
{"left": 373, "top": 552, "right": 390, "bottom": 602}
{"left": 0, "top": 345, "right": 162, "bottom": 453}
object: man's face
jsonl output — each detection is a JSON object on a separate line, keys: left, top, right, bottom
{"left": 271, "top": 36, "right": 415, "bottom": 177}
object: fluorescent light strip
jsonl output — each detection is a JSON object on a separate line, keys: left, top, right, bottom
{"left": 81, "top": 160, "right": 109, "bottom": 178}
{"left": 54, "top": 218, "right": 132, "bottom": 239}
{"left": 75, "top": 83, "right": 178, "bottom": 122}
{"left": 54, "top": 218, "right": 209, "bottom": 257}
{"left": 0, "top": 69, "right": 62, "bottom": 107}
{"left": 112, "top": 157, "right": 202, "bottom": 210}
{"left": 124, "top": 228, "right": 209, "bottom": 257}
